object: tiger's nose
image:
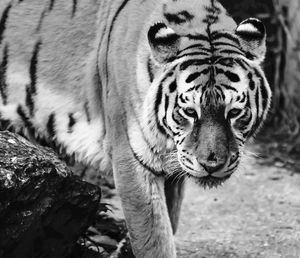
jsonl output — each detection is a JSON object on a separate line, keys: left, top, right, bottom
{"left": 198, "top": 152, "right": 227, "bottom": 174}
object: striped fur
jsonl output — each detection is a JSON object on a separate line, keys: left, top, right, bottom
{"left": 0, "top": 0, "right": 271, "bottom": 257}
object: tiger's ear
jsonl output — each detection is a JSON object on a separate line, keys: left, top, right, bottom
{"left": 148, "top": 22, "right": 180, "bottom": 64}
{"left": 235, "top": 18, "right": 266, "bottom": 63}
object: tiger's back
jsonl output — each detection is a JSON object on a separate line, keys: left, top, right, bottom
{"left": 0, "top": 0, "right": 111, "bottom": 168}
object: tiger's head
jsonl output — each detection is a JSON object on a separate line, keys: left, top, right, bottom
{"left": 143, "top": 18, "right": 271, "bottom": 188}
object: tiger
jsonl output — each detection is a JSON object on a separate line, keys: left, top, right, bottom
{"left": 0, "top": 0, "right": 271, "bottom": 257}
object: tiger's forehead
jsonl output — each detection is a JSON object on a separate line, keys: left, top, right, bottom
{"left": 162, "top": 0, "right": 236, "bottom": 35}
{"left": 176, "top": 64, "right": 248, "bottom": 105}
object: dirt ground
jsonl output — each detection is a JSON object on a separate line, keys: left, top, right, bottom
{"left": 176, "top": 155, "right": 300, "bottom": 258}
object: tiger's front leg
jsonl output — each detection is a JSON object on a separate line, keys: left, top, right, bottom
{"left": 113, "top": 145, "right": 176, "bottom": 258}
{"left": 165, "top": 176, "right": 185, "bottom": 234}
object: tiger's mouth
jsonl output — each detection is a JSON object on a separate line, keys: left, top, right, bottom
{"left": 189, "top": 174, "right": 231, "bottom": 189}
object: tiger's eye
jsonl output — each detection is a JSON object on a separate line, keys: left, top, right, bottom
{"left": 227, "top": 108, "right": 242, "bottom": 119}
{"left": 184, "top": 108, "right": 198, "bottom": 119}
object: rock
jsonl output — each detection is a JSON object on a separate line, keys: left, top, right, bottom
{"left": 0, "top": 131, "right": 101, "bottom": 258}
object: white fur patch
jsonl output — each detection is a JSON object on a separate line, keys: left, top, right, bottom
{"left": 236, "top": 23, "right": 258, "bottom": 33}
{"left": 0, "top": 104, "right": 22, "bottom": 127}
{"left": 7, "top": 70, "right": 29, "bottom": 87}
{"left": 155, "top": 27, "right": 176, "bottom": 38}
{"left": 23, "top": 81, "right": 111, "bottom": 172}
{"left": 56, "top": 117, "right": 110, "bottom": 171}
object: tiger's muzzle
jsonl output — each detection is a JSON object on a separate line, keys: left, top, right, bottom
{"left": 185, "top": 105, "right": 239, "bottom": 180}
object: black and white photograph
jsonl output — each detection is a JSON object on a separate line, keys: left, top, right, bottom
{"left": 0, "top": 0, "right": 299, "bottom": 257}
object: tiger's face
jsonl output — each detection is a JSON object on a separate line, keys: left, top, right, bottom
{"left": 146, "top": 19, "right": 271, "bottom": 187}
{"left": 169, "top": 63, "right": 253, "bottom": 186}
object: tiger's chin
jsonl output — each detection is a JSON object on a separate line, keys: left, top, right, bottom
{"left": 191, "top": 174, "right": 231, "bottom": 189}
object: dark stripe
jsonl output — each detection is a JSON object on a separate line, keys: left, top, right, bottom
{"left": 29, "top": 41, "right": 42, "bottom": 95}
{"left": 177, "top": 52, "right": 210, "bottom": 59}
{"left": 155, "top": 83, "right": 166, "bottom": 135}
{"left": 179, "top": 59, "right": 209, "bottom": 71}
{"left": 147, "top": 57, "right": 154, "bottom": 83}
{"left": 164, "top": 11, "right": 194, "bottom": 24}
{"left": 184, "top": 156, "right": 194, "bottom": 165}
{"left": 154, "top": 84, "right": 162, "bottom": 116}
{"left": 245, "top": 51, "right": 255, "bottom": 60}
{"left": 204, "top": 5, "right": 221, "bottom": 14}
{"left": 162, "top": 96, "right": 174, "bottom": 135}
{"left": 36, "top": 9, "right": 47, "bottom": 32}
{"left": 255, "top": 87, "right": 260, "bottom": 120}
{"left": 27, "top": 41, "right": 42, "bottom": 116}
{"left": 17, "top": 105, "right": 35, "bottom": 135}
{"left": 47, "top": 113, "right": 56, "bottom": 139}
{"left": 203, "top": 14, "right": 219, "bottom": 24}
{"left": 0, "top": 44, "right": 8, "bottom": 105}
{"left": 254, "top": 69, "right": 270, "bottom": 120}
{"left": 260, "top": 78, "right": 269, "bottom": 111}
{"left": 215, "top": 85, "right": 225, "bottom": 100}
{"left": 105, "top": 0, "right": 129, "bottom": 96}
{"left": 186, "top": 34, "right": 209, "bottom": 41}
{"left": 211, "top": 32, "right": 240, "bottom": 46}
{"left": 0, "top": 114, "right": 10, "bottom": 130}
{"left": 129, "top": 141, "right": 164, "bottom": 175}
{"left": 84, "top": 101, "right": 91, "bottom": 122}
{"left": 226, "top": 162, "right": 239, "bottom": 173}
{"left": 72, "top": 0, "right": 77, "bottom": 17}
{"left": 178, "top": 136, "right": 185, "bottom": 145}
{"left": 154, "top": 71, "right": 174, "bottom": 135}
{"left": 240, "top": 92, "right": 246, "bottom": 103}
{"left": 242, "top": 131, "right": 250, "bottom": 139}
{"left": 68, "top": 113, "right": 76, "bottom": 133}
{"left": 254, "top": 69, "right": 269, "bottom": 101}
{"left": 25, "top": 84, "right": 34, "bottom": 116}
{"left": 182, "top": 162, "right": 194, "bottom": 171}
{"left": 186, "top": 72, "right": 201, "bottom": 83}
{"left": 235, "top": 58, "right": 249, "bottom": 70}
{"left": 248, "top": 73, "right": 255, "bottom": 90}
{"left": 224, "top": 71, "right": 240, "bottom": 82}
{"left": 215, "top": 67, "right": 224, "bottom": 74}
{"left": 236, "top": 136, "right": 245, "bottom": 144}
{"left": 251, "top": 117, "right": 261, "bottom": 137}
{"left": 218, "top": 49, "right": 244, "bottom": 56}
{"left": 178, "top": 44, "right": 205, "bottom": 54}
{"left": 169, "top": 80, "right": 177, "bottom": 93}
{"left": 179, "top": 94, "right": 186, "bottom": 104}
{"left": 236, "top": 30, "right": 263, "bottom": 41}
{"left": 228, "top": 153, "right": 239, "bottom": 166}
{"left": 244, "top": 111, "right": 253, "bottom": 125}
{"left": 49, "top": 0, "right": 55, "bottom": 11}
{"left": 164, "top": 95, "right": 169, "bottom": 114}
{"left": 240, "top": 112, "right": 253, "bottom": 138}
{"left": 172, "top": 112, "right": 182, "bottom": 125}
{"left": 0, "top": 4, "right": 11, "bottom": 46}
{"left": 213, "top": 41, "right": 240, "bottom": 49}
{"left": 220, "top": 83, "right": 238, "bottom": 93}
{"left": 245, "top": 92, "right": 251, "bottom": 109}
